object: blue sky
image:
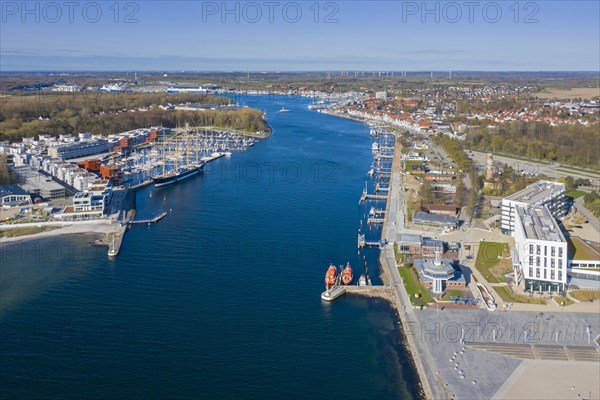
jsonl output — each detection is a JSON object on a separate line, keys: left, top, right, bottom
{"left": 1, "top": 1, "right": 599, "bottom": 71}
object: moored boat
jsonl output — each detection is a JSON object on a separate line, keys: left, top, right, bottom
{"left": 341, "top": 262, "right": 353, "bottom": 285}
{"left": 153, "top": 162, "right": 205, "bottom": 187}
{"left": 324, "top": 264, "right": 338, "bottom": 288}
{"left": 358, "top": 274, "right": 367, "bottom": 286}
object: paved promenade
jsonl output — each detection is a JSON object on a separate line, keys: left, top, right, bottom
{"left": 379, "top": 133, "right": 600, "bottom": 400}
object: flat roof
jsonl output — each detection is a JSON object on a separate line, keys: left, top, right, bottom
{"left": 398, "top": 233, "right": 422, "bottom": 243}
{"left": 14, "top": 166, "right": 66, "bottom": 192}
{"left": 413, "top": 211, "right": 457, "bottom": 225}
{"left": 0, "top": 184, "right": 28, "bottom": 197}
{"left": 516, "top": 205, "right": 565, "bottom": 242}
{"left": 505, "top": 180, "right": 564, "bottom": 205}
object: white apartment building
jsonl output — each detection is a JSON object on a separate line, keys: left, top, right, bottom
{"left": 513, "top": 205, "right": 568, "bottom": 293}
{"left": 48, "top": 138, "right": 112, "bottom": 159}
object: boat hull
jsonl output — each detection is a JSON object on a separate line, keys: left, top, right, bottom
{"left": 153, "top": 163, "right": 205, "bottom": 187}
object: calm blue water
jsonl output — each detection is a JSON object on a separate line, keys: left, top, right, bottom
{"left": 0, "top": 96, "right": 422, "bottom": 399}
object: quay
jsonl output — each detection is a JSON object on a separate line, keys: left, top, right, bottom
{"left": 129, "top": 211, "right": 168, "bottom": 225}
{"left": 129, "top": 179, "right": 153, "bottom": 191}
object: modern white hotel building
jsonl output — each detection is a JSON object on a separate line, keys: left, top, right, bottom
{"left": 512, "top": 205, "right": 568, "bottom": 293}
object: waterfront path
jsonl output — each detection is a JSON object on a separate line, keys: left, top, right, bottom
{"left": 378, "top": 135, "right": 449, "bottom": 400}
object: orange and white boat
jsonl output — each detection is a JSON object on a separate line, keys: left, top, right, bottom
{"left": 324, "top": 264, "right": 338, "bottom": 288}
{"left": 341, "top": 262, "right": 353, "bottom": 285}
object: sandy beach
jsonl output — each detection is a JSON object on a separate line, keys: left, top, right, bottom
{"left": 0, "top": 222, "right": 121, "bottom": 246}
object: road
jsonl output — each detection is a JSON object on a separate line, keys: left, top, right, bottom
{"left": 573, "top": 197, "right": 600, "bottom": 233}
{"left": 468, "top": 150, "right": 600, "bottom": 189}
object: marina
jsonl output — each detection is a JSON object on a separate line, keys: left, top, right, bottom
{"left": 107, "top": 129, "right": 257, "bottom": 189}
{"left": 1, "top": 95, "right": 423, "bottom": 400}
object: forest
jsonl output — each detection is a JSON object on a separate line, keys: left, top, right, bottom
{"left": 0, "top": 92, "right": 269, "bottom": 141}
{"left": 465, "top": 121, "right": 600, "bottom": 169}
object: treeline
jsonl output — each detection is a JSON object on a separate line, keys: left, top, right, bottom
{"left": 466, "top": 121, "right": 600, "bottom": 168}
{"left": 0, "top": 92, "right": 229, "bottom": 121}
{"left": 0, "top": 108, "right": 268, "bottom": 141}
{"left": 0, "top": 92, "right": 273, "bottom": 141}
{"left": 583, "top": 192, "right": 600, "bottom": 218}
{"left": 432, "top": 135, "right": 473, "bottom": 171}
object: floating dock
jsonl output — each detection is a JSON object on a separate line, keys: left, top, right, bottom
{"left": 358, "top": 233, "right": 388, "bottom": 248}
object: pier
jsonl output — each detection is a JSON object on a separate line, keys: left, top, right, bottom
{"left": 129, "top": 211, "right": 168, "bottom": 225}
{"left": 375, "top": 183, "right": 389, "bottom": 193}
{"left": 321, "top": 284, "right": 392, "bottom": 301}
{"left": 367, "top": 217, "right": 385, "bottom": 224}
{"left": 107, "top": 224, "right": 127, "bottom": 257}
{"left": 359, "top": 188, "right": 388, "bottom": 203}
{"left": 369, "top": 208, "right": 386, "bottom": 216}
{"left": 357, "top": 233, "right": 387, "bottom": 248}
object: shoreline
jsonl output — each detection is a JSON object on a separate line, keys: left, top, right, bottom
{"left": 0, "top": 222, "right": 120, "bottom": 246}
{"left": 321, "top": 107, "right": 438, "bottom": 399}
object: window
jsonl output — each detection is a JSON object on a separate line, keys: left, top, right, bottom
{"left": 536, "top": 268, "right": 540, "bottom": 278}
{"left": 544, "top": 246, "right": 547, "bottom": 256}
{"left": 558, "top": 259, "right": 563, "bottom": 268}
{"left": 544, "top": 258, "right": 547, "bottom": 268}
{"left": 529, "top": 256, "right": 533, "bottom": 265}
{"left": 559, "top": 248, "right": 563, "bottom": 257}
{"left": 529, "top": 244, "right": 534, "bottom": 254}
{"left": 551, "top": 259, "right": 555, "bottom": 268}
{"left": 543, "top": 270, "right": 547, "bottom": 279}
{"left": 558, "top": 271, "right": 563, "bottom": 281}
{"left": 536, "top": 257, "right": 540, "bottom": 266}
{"left": 551, "top": 247, "right": 555, "bottom": 257}
{"left": 529, "top": 267, "right": 533, "bottom": 276}
{"left": 551, "top": 270, "right": 555, "bottom": 280}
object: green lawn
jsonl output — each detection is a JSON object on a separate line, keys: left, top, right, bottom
{"left": 566, "top": 190, "right": 587, "bottom": 200}
{"left": 570, "top": 290, "right": 600, "bottom": 302}
{"left": 552, "top": 295, "right": 574, "bottom": 306}
{"left": 441, "top": 289, "right": 465, "bottom": 301}
{"left": 404, "top": 160, "right": 424, "bottom": 172}
{"left": 567, "top": 237, "right": 599, "bottom": 260}
{"left": 474, "top": 242, "right": 511, "bottom": 284}
{"left": 494, "top": 286, "right": 547, "bottom": 305}
{"left": 398, "top": 265, "right": 434, "bottom": 305}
